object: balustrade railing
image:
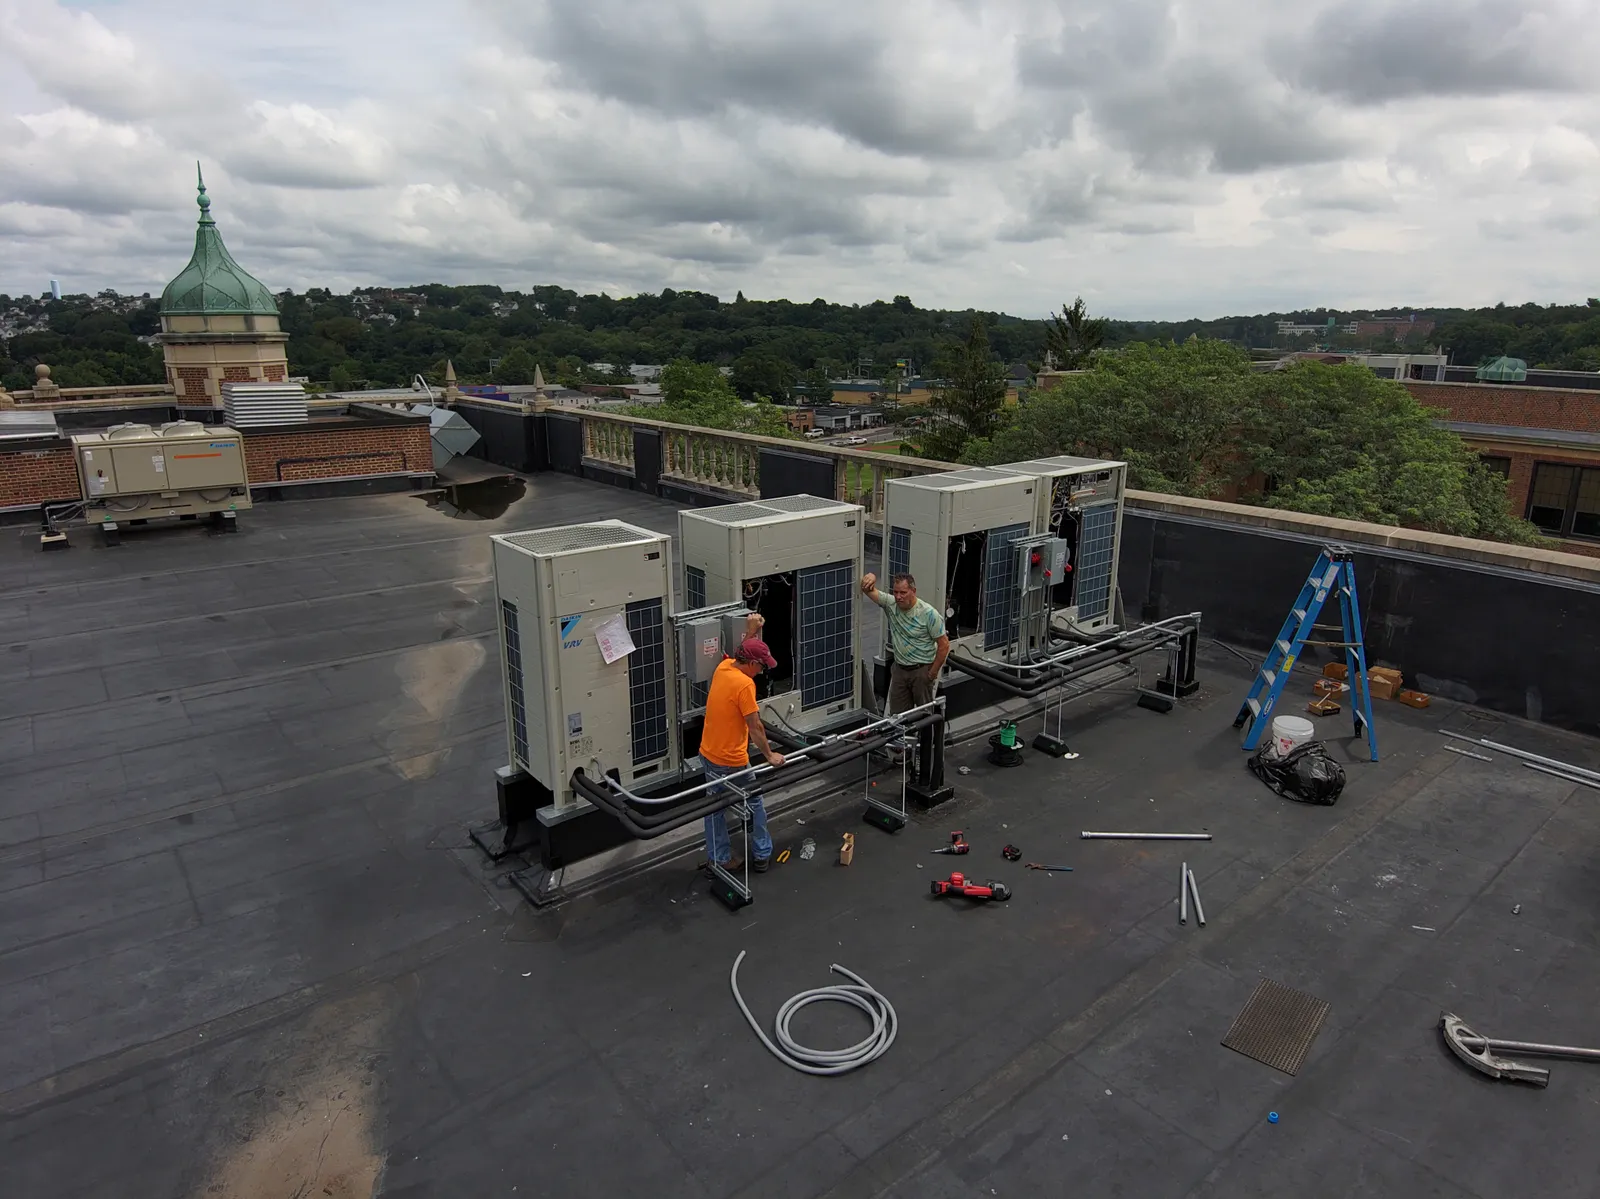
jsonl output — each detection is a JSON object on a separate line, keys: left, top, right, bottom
{"left": 569, "top": 408, "right": 947, "bottom": 522}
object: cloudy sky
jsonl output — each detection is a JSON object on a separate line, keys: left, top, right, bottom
{"left": 1, "top": 0, "right": 1597, "bottom": 319}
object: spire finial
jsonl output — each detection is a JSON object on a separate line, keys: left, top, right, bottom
{"left": 196, "top": 161, "right": 213, "bottom": 223}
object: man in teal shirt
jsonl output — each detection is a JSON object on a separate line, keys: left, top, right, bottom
{"left": 861, "top": 571, "right": 951, "bottom": 714}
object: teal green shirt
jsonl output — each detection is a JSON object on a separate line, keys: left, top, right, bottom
{"left": 873, "top": 591, "right": 946, "bottom": 665}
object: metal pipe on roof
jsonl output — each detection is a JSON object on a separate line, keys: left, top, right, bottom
{"left": 1081, "top": 832, "right": 1212, "bottom": 841}
{"left": 1439, "top": 730, "right": 1600, "bottom": 783}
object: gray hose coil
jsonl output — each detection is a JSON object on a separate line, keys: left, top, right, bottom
{"left": 729, "top": 949, "right": 897, "bottom": 1075}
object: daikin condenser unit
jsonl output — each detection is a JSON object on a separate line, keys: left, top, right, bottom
{"left": 677, "top": 495, "right": 865, "bottom": 733}
{"left": 491, "top": 520, "right": 677, "bottom": 812}
{"left": 993, "top": 455, "right": 1127, "bottom": 635}
{"left": 879, "top": 468, "right": 1042, "bottom": 658}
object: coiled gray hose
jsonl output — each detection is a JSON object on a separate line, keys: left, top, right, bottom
{"left": 729, "top": 950, "right": 897, "bottom": 1075}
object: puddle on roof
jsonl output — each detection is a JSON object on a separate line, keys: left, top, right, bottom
{"left": 414, "top": 474, "right": 526, "bottom": 520}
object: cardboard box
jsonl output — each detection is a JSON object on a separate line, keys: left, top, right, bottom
{"left": 1397, "top": 690, "right": 1432, "bottom": 709}
{"left": 1307, "top": 696, "right": 1342, "bottom": 717}
{"left": 1322, "top": 662, "right": 1348, "bottom": 681}
{"left": 1369, "top": 676, "right": 1402, "bottom": 701}
{"left": 1313, "top": 678, "right": 1349, "bottom": 697}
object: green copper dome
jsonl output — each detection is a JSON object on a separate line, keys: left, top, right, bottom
{"left": 159, "top": 167, "right": 279, "bottom": 317}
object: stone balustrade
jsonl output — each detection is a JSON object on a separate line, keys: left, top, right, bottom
{"left": 569, "top": 407, "right": 948, "bottom": 522}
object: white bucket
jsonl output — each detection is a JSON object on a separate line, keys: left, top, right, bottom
{"left": 1268, "top": 715, "right": 1315, "bottom": 759}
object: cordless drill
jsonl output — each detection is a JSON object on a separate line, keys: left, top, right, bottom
{"left": 930, "top": 830, "right": 970, "bottom": 855}
{"left": 929, "top": 871, "right": 1011, "bottom": 902}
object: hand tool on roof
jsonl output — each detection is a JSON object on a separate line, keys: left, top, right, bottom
{"left": 930, "top": 830, "right": 969, "bottom": 855}
{"left": 1001, "top": 844, "right": 1022, "bottom": 861}
{"left": 1441, "top": 1013, "right": 1550, "bottom": 1086}
{"left": 1024, "top": 863, "right": 1073, "bottom": 872}
{"left": 1441, "top": 1011, "right": 1600, "bottom": 1087}
{"left": 929, "top": 871, "right": 1010, "bottom": 902}
{"left": 1081, "top": 831, "right": 1212, "bottom": 841}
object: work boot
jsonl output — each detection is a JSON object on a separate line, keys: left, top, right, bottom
{"left": 752, "top": 857, "right": 770, "bottom": 873}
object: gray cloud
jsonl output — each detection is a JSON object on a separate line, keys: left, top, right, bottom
{"left": 2, "top": 0, "right": 1600, "bottom": 316}
{"left": 1288, "top": 0, "right": 1593, "bottom": 103}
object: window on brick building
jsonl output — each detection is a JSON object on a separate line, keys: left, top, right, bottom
{"left": 1526, "top": 462, "right": 1600, "bottom": 539}
{"left": 1479, "top": 455, "right": 1511, "bottom": 478}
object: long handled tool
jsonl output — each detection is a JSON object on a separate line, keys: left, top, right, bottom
{"left": 1441, "top": 1012, "right": 1600, "bottom": 1087}
{"left": 1024, "top": 863, "right": 1073, "bottom": 872}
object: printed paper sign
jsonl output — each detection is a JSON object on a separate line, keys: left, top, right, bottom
{"left": 593, "top": 612, "right": 636, "bottom": 665}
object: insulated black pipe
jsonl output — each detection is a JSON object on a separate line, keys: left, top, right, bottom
{"left": 571, "top": 710, "right": 941, "bottom": 839}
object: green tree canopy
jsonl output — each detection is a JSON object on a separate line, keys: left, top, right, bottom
{"left": 494, "top": 346, "right": 539, "bottom": 385}
{"left": 966, "top": 340, "right": 1544, "bottom": 545}
{"left": 636, "top": 359, "right": 794, "bottom": 438}
{"left": 730, "top": 351, "right": 795, "bottom": 402}
{"left": 1043, "top": 296, "right": 1106, "bottom": 370}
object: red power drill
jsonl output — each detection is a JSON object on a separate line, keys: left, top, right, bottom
{"left": 929, "top": 871, "right": 1011, "bottom": 902}
{"left": 930, "top": 830, "right": 970, "bottom": 856}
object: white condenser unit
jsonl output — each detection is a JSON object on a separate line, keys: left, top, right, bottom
{"left": 492, "top": 520, "right": 677, "bottom": 813}
{"left": 994, "top": 455, "right": 1127, "bottom": 635}
{"left": 678, "top": 495, "right": 865, "bottom": 733}
{"left": 880, "top": 468, "right": 1042, "bottom": 658}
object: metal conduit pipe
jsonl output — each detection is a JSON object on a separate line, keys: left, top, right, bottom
{"left": 977, "top": 613, "right": 1202, "bottom": 677}
{"left": 948, "top": 638, "right": 1183, "bottom": 698}
{"left": 570, "top": 712, "right": 942, "bottom": 839}
{"left": 602, "top": 703, "right": 944, "bottom": 807}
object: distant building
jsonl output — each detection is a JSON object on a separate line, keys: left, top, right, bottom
{"left": 48, "top": 279, "right": 60, "bottom": 301}
{"left": 157, "top": 167, "right": 289, "bottom": 403}
{"left": 1355, "top": 315, "right": 1435, "bottom": 342}
{"left": 630, "top": 364, "right": 663, "bottom": 382}
{"left": 1276, "top": 318, "right": 1359, "bottom": 337}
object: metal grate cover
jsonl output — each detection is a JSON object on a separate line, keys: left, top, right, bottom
{"left": 1074, "top": 505, "right": 1117, "bottom": 621}
{"left": 982, "top": 523, "right": 1031, "bottom": 651}
{"left": 797, "top": 562, "right": 854, "bottom": 711}
{"left": 691, "top": 501, "right": 783, "bottom": 524}
{"left": 888, "top": 526, "right": 911, "bottom": 581}
{"left": 501, "top": 524, "right": 654, "bottom": 555}
{"left": 759, "top": 495, "right": 850, "bottom": 513}
{"left": 625, "top": 599, "right": 670, "bottom": 764}
{"left": 1221, "top": 978, "right": 1331, "bottom": 1076}
{"left": 685, "top": 564, "right": 707, "bottom": 610}
{"left": 501, "top": 600, "right": 530, "bottom": 768}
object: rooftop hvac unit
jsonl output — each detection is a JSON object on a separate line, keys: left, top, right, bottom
{"left": 993, "top": 455, "right": 1127, "bottom": 637}
{"left": 880, "top": 468, "right": 1041, "bottom": 659}
{"left": 72, "top": 421, "right": 251, "bottom": 530}
{"left": 492, "top": 520, "right": 678, "bottom": 815}
{"left": 678, "top": 494, "right": 866, "bottom": 734}
{"left": 222, "top": 381, "right": 309, "bottom": 427}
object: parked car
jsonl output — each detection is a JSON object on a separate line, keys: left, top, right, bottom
{"left": 841, "top": 436, "right": 868, "bottom": 445}
{"left": 804, "top": 428, "right": 828, "bottom": 439}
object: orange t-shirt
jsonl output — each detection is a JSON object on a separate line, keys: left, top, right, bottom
{"left": 701, "top": 658, "right": 758, "bottom": 767}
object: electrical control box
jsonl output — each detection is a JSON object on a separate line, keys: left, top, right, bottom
{"left": 73, "top": 421, "right": 251, "bottom": 526}
{"left": 1020, "top": 536, "right": 1071, "bottom": 593}
{"left": 880, "top": 468, "right": 1041, "bottom": 658}
{"left": 678, "top": 495, "right": 866, "bottom": 733}
{"left": 492, "top": 520, "right": 678, "bottom": 813}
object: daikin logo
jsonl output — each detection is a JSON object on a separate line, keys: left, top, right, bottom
{"left": 560, "top": 614, "right": 583, "bottom": 649}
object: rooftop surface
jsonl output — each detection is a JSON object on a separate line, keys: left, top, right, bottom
{"left": 3, "top": 474, "right": 1599, "bottom": 1198}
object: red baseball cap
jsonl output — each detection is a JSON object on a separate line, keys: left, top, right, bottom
{"left": 734, "top": 637, "right": 778, "bottom": 669}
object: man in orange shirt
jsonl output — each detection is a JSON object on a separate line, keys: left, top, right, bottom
{"left": 701, "top": 637, "right": 786, "bottom": 873}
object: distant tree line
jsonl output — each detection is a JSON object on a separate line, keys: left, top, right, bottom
{"left": 5, "top": 285, "right": 1598, "bottom": 394}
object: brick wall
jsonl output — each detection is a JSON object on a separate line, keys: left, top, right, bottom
{"left": 0, "top": 445, "right": 81, "bottom": 508}
{"left": 1405, "top": 380, "right": 1600, "bottom": 433}
{"left": 222, "top": 366, "right": 255, "bottom": 383}
{"left": 263, "top": 363, "right": 287, "bottom": 382}
{"left": 176, "top": 366, "right": 211, "bottom": 400}
{"left": 243, "top": 423, "right": 432, "bottom": 484}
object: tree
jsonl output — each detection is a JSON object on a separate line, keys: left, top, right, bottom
{"left": 920, "top": 318, "right": 1008, "bottom": 461}
{"left": 730, "top": 352, "right": 795, "bottom": 402}
{"left": 967, "top": 338, "right": 1249, "bottom": 495}
{"left": 797, "top": 366, "right": 834, "bottom": 405}
{"left": 639, "top": 359, "right": 794, "bottom": 438}
{"left": 1042, "top": 296, "right": 1105, "bottom": 371}
{"left": 495, "top": 346, "right": 538, "bottom": 385}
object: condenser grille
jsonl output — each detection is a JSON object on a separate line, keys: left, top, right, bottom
{"left": 888, "top": 526, "right": 911, "bottom": 581}
{"left": 1075, "top": 505, "right": 1117, "bottom": 620}
{"left": 501, "top": 599, "right": 530, "bottom": 766}
{"left": 797, "top": 562, "right": 855, "bottom": 710}
{"left": 760, "top": 495, "right": 848, "bottom": 513}
{"left": 685, "top": 564, "right": 707, "bottom": 609}
{"left": 625, "top": 599, "right": 670, "bottom": 764}
{"left": 692, "top": 502, "right": 779, "bottom": 524}
{"left": 501, "top": 524, "right": 651, "bottom": 555}
{"left": 982, "top": 523, "right": 1031, "bottom": 650}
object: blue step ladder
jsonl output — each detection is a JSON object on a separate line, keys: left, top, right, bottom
{"left": 1234, "top": 545, "right": 1379, "bottom": 762}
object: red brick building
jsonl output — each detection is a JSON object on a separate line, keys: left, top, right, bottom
{"left": 1405, "top": 379, "right": 1600, "bottom": 554}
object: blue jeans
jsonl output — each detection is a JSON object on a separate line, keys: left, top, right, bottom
{"left": 702, "top": 760, "right": 773, "bottom": 866}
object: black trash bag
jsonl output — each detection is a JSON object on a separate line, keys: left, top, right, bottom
{"left": 1247, "top": 740, "right": 1346, "bottom": 805}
